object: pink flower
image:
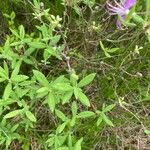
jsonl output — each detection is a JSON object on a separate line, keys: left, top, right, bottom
{"left": 107, "top": 0, "right": 136, "bottom": 28}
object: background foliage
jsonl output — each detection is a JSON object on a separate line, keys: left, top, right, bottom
{"left": 0, "top": 0, "right": 149, "bottom": 149}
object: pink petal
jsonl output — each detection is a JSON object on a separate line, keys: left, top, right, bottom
{"left": 116, "top": 19, "right": 122, "bottom": 28}
{"left": 123, "top": 0, "right": 136, "bottom": 9}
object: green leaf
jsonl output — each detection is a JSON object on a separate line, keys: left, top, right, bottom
{"left": 26, "top": 111, "right": 37, "bottom": 122}
{"left": 74, "top": 87, "right": 80, "bottom": 99}
{"left": 36, "top": 87, "right": 49, "bottom": 93}
{"left": 62, "top": 91, "right": 73, "bottom": 104}
{"left": 70, "top": 73, "right": 79, "bottom": 86}
{"left": 22, "top": 142, "right": 30, "bottom": 150}
{"left": 23, "top": 57, "right": 34, "bottom": 65}
{"left": 10, "top": 11, "right": 16, "bottom": 20}
{"left": 11, "top": 124, "right": 19, "bottom": 132}
{"left": 11, "top": 75, "right": 29, "bottom": 82}
{"left": 56, "top": 122, "right": 68, "bottom": 134}
{"left": 33, "top": 0, "right": 40, "bottom": 8}
{"left": 47, "top": 92, "right": 56, "bottom": 112}
{"left": 53, "top": 75, "right": 68, "bottom": 84}
{"left": 55, "top": 109, "right": 68, "bottom": 122}
{"left": 78, "top": 90, "right": 90, "bottom": 107}
{"left": 101, "top": 113, "right": 114, "bottom": 127}
{"left": 103, "top": 104, "right": 116, "bottom": 113}
{"left": 146, "top": 0, "right": 150, "bottom": 21}
{"left": 4, "top": 109, "right": 22, "bottom": 119}
{"left": 45, "top": 48, "right": 58, "bottom": 58}
{"left": 0, "top": 99, "right": 16, "bottom": 107}
{"left": 19, "top": 80, "right": 33, "bottom": 86}
{"left": 10, "top": 41, "right": 22, "bottom": 46}
{"left": 43, "top": 50, "right": 50, "bottom": 61}
{"left": 144, "top": 129, "right": 150, "bottom": 135}
{"left": 78, "top": 73, "right": 96, "bottom": 87}
{"left": 120, "top": 18, "right": 136, "bottom": 27}
{"left": 100, "top": 41, "right": 111, "bottom": 57}
{"left": 57, "top": 147, "right": 69, "bottom": 150}
{"left": 0, "top": 66, "right": 7, "bottom": 79}
{"left": 77, "top": 111, "right": 95, "bottom": 118}
{"left": 46, "top": 136, "right": 54, "bottom": 147}
{"left": 16, "top": 87, "right": 29, "bottom": 98}
{"left": 37, "top": 90, "right": 49, "bottom": 98}
{"left": 0, "top": 78, "right": 5, "bottom": 82}
{"left": 71, "top": 101, "right": 78, "bottom": 116}
{"left": 106, "top": 48, "right": 119, "bottom": 53}
{"left": 28, "top": 42, "right": 46, "bottom": 49}
{"left": 33, "top": 70, "right": 49, "bottom": 87}
{"left": 4, "top": 61, "right": 9, "bottom": 77}
{"left": 70, "top": 117, "right": 76, "bottom": 127}
{"left": 36, "top": 24, "right": 49, "bottom": 38}
{"left": 10, "top": 28, "right": 20, "bottom": 38}
{"left": 51, "top": 35, "right": 61, "bottom": 45}
{"left": 100, "top": 41, "right": 105, "bottom": 51}
{"left": 96, "top": 117, "right": 103, "bottom": 126}
{"left": 11, "top": 61, "right": 21, "bottom": 77}
{"left": 68, "top": 133, "right": 73, "bottom": 148}
{"left": 25, "top": 47, "right": 36, "bottom": 55}
{"left": 126, "top": 5, "right": 135, "bottom": 21}
{"left": 4, "top": 38, "right": 10, "bottom": 52}
{"left": 52, "top": 83, "right": 73, "bottom": 91}
{"left": 19, "top": 25, "right": 25, "bottom": 39}
{"left": 3, "top": 83, "right": 12, "bottom": 100}
{"left": 74, "top": 138, "right": 83, "bottom": 150}
{"left": 132, "top": 13, "right": 144, "bottom": 24}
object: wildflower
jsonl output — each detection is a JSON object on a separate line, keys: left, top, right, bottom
{"left": 107, "top": 0, "right": 136, "bottom": 28}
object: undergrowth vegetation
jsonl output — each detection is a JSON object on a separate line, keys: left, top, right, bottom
{"left": 0, "top": 0, "right": 149, "bottom": 149}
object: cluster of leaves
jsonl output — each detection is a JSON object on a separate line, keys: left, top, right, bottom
{"left": 0, "top": 0, "right": 116, "bottom": 149}
{"left": 0, "top": 0, "right": 150, "bottom": 149}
